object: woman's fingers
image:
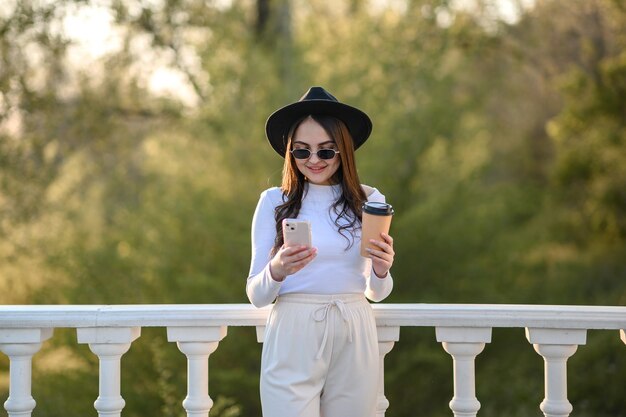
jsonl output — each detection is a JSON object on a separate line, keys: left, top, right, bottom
{"left": 366, "top": 247, "right": 393, "bottom": 261}
{"left": 283, "top": 246, "right": 315, "bottom": 261}
{"left": 369, "top": 241, "right": 393, "bottom": 254}
{"left": 291, "top": 250, "right": 316, "bottom": 268}
{"left": 380, "top": 232, "right": 394, "bottom": 245}
{"left": 288, "top": 248, "right": 316, "bottom": 264}
{"left": 282, "top": 245, "right": 309, "bottom": 256}
{"left": 368, "top": 233, "right": 395, "bottom": 277}
{"left": 368, "top": 239, "right": 394, "bottom": 256}
{"left": 270, "top": 246, "right": 317, "bottom": 282}
{"left": 280, "top": 246, "right": 317, "bottom": 273}
{"left": 367, "top": 244, "right": 393, "bottom": 261}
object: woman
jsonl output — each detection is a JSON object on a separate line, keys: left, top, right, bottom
{"left": 247, "top": 86, "right": 395, "bottom": 417}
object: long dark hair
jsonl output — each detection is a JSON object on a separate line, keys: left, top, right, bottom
{"left": 271, "top": 114, "right": 367, "bottom": 255}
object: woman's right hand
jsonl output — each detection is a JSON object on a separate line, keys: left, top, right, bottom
{"left": 269, "top": 245, "right": 317, "bottom": 282}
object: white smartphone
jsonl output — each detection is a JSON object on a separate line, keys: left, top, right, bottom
{"left": 282, "top": 219, "right": 312, "bottom": 248}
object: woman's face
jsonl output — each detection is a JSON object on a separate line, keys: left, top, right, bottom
{"left": 291, "top": 117, "right": 341, "bottom": 185}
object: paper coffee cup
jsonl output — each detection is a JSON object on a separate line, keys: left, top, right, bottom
{"left": 361, "top": 202, "right": 394, "bottom": 257}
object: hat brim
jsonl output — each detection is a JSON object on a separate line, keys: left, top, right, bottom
{"left": 265, "top": 100, "right": 372, "bottom": 157}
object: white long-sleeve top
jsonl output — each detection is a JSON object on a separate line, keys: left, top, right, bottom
{"left": 246, "top": 182, "right": 393, "bottom": 308}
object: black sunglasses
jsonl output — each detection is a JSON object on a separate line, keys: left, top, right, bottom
{"left": 290, "top": 148, "right": 340, "bottom": 160}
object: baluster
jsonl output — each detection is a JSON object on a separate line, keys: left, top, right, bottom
{"left": 167, "top": 326, "right": 227, "bottom": 417}
{"left": 77, "top": 327, "right": 141, "bottom": 417}
{"left": 525, "top": 328, "right": 587, "bottom": 417}
{"left": 0, "top": 328, "right": 53, "bottom": 417}
{"left": 376, "top": 326, "right": 399, "bottom": 417}
{"left": 255, "top": 326, "right": 266, "bottom": 343}
{"left": 436, "top": 327, "right": 492, "bottom": 417}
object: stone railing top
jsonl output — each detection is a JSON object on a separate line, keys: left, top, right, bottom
{"left": 0, "top": 304, "right": 625, "bottom": 330}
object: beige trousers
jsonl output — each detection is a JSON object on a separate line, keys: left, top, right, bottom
{"left": 260, "top": 293, "right": 379, "bottom": 417}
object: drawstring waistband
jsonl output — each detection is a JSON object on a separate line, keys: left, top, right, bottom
{"left": 312, "top": 300, "right": 354, "bottom": 359}
{"left": 275, "top": 293, "right": 364, "bottom": 360}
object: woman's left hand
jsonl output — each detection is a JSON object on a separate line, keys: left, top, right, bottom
{"left": 367, "top": 232, "right": 395, "bottom": 278}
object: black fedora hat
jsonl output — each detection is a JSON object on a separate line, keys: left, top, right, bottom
{"left": 265, "top": 86, "right": 372, "bottom": 157}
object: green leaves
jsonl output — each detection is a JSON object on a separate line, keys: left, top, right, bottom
{"left": 1, "top": 1, "right": 626, "bottom": 416}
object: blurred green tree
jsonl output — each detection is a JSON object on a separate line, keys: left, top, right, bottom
{"left": 0, "top": 0, "right": 625, "bottom": 416}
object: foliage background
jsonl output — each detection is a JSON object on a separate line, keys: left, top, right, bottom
{"left": 1, "top": 0, "right": 625, "bottom": 416}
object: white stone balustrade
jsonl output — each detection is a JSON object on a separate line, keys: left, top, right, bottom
{"left": 525, "top": 328, "right": 587, "bottom": 417}
{"left": 167, "top": 326, "right": 228, "bottom": 417}
{"left": 77, "top": 327, "right": 141, "bottom": 417}
{"left": 376, "top": 326, "right": 400, "bottom": 417}
{"left": 436, "top": 327, "right": 492, "bottom": 417}
{"left": 0, "top": 328, "right": 53, "bottom": 417}
{"left": 0, "top": 304, "right": 625, "bottom": 417}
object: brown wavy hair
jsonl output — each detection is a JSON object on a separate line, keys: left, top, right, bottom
{"left": 271, "top": 114, "right": 367, "bottom": 256}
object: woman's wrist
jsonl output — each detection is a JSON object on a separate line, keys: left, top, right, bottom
{"left": 269, "top": 261, "right": 286, "bottom": 282}
{"left": 373, "top": 267, "right": 388, "bottom": 279}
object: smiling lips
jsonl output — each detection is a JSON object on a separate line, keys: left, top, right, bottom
{"left": 306, "top": 165, "right": 326, "bottom": 174}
